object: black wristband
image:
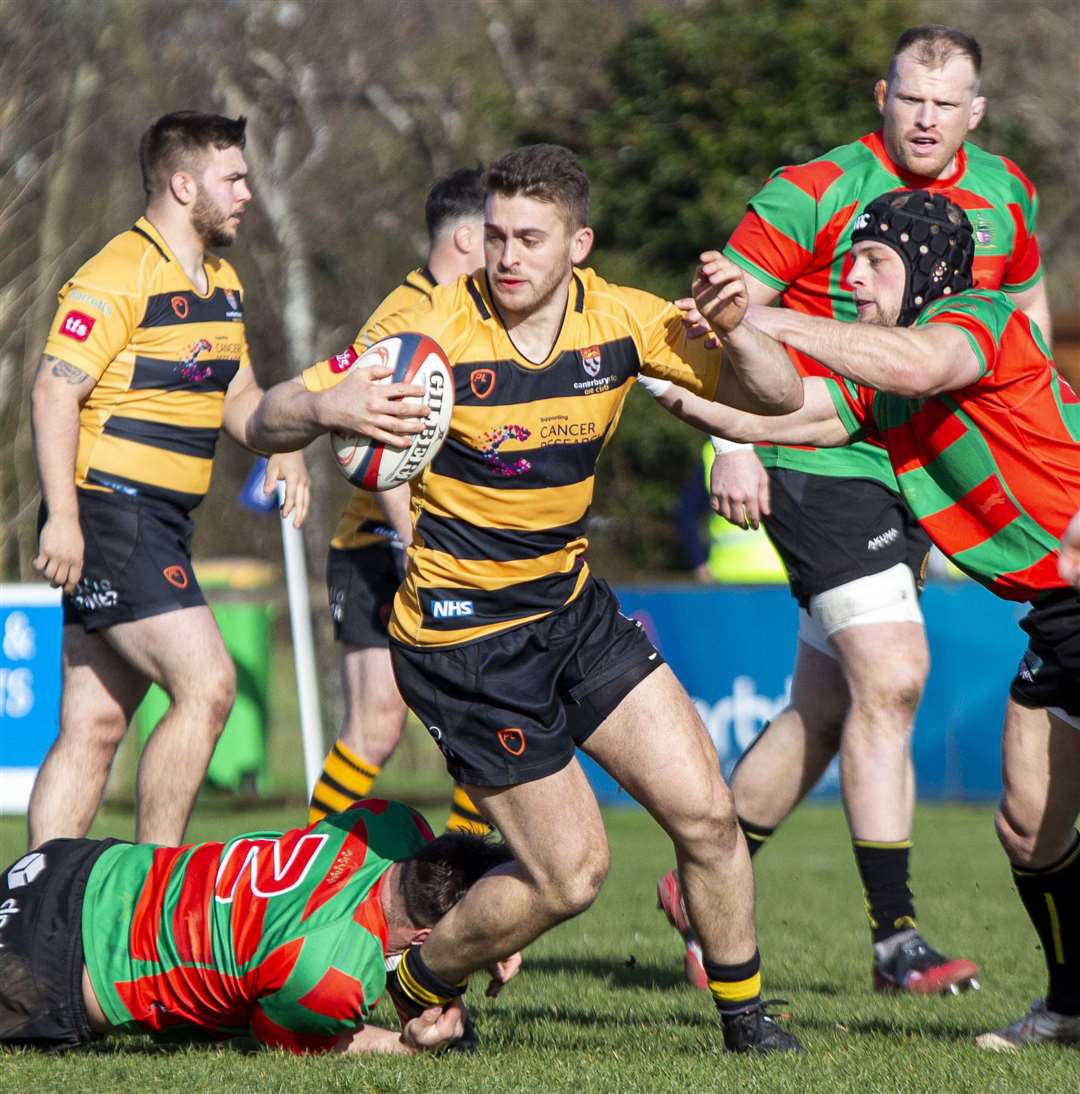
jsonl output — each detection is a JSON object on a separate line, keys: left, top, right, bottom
{"left": 396, "top": 943, "right": 467, "bottom": 1008}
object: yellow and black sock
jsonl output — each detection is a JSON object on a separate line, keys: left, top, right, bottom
{"left": 853, "top": 839, "right": 917, "bottom": 944}
{"left": 307, "top": 740, "right": 381, "bottom": 824}
{"left": 1013, "top": 831, "right": 1080, "bottom": 1016}
{"left": 737, "top": 816, "right": 776, "bottom": 859}
{"left": 705, "top": 950, "right": 762, "bottom": 1016}
{"left": 446, "top": 784, "right": 492, "bottom": 836}
{"left": 388, "top": 942, "right": 467, "bottom": 1023}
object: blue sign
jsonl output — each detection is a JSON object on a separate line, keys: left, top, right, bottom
{"left": 581, "top": 582, "right": 1025, "bottom": 805}
{"left": 0, "top": 585, "right": 63, "bottom": 812}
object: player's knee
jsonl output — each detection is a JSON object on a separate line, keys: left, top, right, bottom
{"left": 537, "top": 844, "right": 609, "bottom": 918}
{"left": 846, "top": 665, "right": 925, "bottom": 736}
{"left": 194, "top": 662, "right": 237, "bottom": 732}
{"left": 671, "top": 780, "right": 740, "bottom": 857}
{"left": 68, "top": 708, "right": 128, "bottom": 763}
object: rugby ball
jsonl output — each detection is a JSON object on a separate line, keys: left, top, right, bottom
{"left": 330, "top": 333, "right": 454, "bottom": 491}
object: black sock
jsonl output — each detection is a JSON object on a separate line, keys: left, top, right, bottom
{"left": 852, "top": 840, "right": 917, "bottom": 945}
{"left": 1012, "top": 833, "right": 1080, "bottom": 1016}
{"left": 704, "top": 950, "right": 762, "bottom": 1016}
{"left": 737, "top": 816, "right": 775, "bottom": 859}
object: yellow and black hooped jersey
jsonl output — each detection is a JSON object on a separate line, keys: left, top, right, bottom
{"left": 303, "top": 267, "right": 438, "bottom": 551}
{"left": 43, "top": 216, "right": 250, "bottom": 511}
{"left": 309, "top": 267, "right": 723, "bottom": 648}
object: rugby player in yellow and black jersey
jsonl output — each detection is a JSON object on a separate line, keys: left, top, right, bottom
{"left": 28, "top": 113, "right": 312, "bottom": 850}
{"left": 300, "top": 167, "right": 493, "bottom": 837}
{"left": 253, "top": 144, "right": 806, "bottom": 1053}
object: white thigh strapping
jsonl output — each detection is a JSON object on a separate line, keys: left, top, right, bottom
{"left": 807, "top": 562, "right": 924, "bottom": 640}
{"left": 797, "top": 608, "right": 836, "bottom": 659}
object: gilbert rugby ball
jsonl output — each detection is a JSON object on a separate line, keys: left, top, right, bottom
{"left": 330, "top": 333, "right": 454, "bottom": 491}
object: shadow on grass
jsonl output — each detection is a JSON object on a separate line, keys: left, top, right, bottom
{"left": 522, "top": 954, "right": 689, "bottom": 991}
{"left": 793, "top": 1014, "right": 981, "bottom": 1043}
{"left": 64, "top": 1034, "right": 262, "bottom": 1057}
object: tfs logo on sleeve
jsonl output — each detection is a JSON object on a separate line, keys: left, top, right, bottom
{"left": 59, "top": 310, "right": 95, "bottom": 342}
{"left": 330, "top": 346, "right": 359, "bottom": 374}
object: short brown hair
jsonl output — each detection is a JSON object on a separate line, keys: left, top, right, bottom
{"left": 138, "top": 111, "right": 247, "bottom": 197}
{"left": 398, "top": 832, "right": 514, "bottom": 928}
{"left": 888, "top": 25, "right": 982, "bottom": 90}
{"left": 484, "top": 144, "right": 590, "bottom": 229}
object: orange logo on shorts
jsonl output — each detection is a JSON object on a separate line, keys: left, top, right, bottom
{"left": 497, "top": 727, "right": 526, "bottom": 756}
{"left": 163, "top": 565, "right": 189, "bottom": 589}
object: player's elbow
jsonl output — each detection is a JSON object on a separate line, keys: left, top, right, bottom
{"left": 754, "top": 376, "right": 805, "bottom": 417}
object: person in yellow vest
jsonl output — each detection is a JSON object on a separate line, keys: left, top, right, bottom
{"left": 676, "top": 441, "right": 787, "bottom": 584}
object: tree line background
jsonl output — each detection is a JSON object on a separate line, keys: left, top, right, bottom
{"left": 3, "top": 0, "right": 1078, "bottom": 584}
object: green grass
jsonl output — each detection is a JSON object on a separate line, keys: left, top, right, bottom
{"left": 1, "top": 803, "right": 1075, "bottom": 1091}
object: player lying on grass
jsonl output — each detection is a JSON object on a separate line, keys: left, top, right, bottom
{"left": 648, "top": 189, "right": 1080, "bottom": 1051}
{"left": 0, "top": 799, "right": 516, "bottom": 1054}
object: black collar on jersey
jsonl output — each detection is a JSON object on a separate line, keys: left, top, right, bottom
{"left": 850, "top": 190, "right": 974, "bottom": 326}
{"left": 476, "top": 270, "right": 582, "bottom": 366}
{"left": 465, "top": 270, "right": 585, "bottom": 322}
{"left": 418, "top": 266, "right": 437, "bottom": 291}
{"left": 465, "top": 274, "right": 491, "bottom": 320}
{"left": 571, "top": 271, "right": 585, "bottom": 313}
{"left": 130, "top": 224, "right": 170, "bottom": 262}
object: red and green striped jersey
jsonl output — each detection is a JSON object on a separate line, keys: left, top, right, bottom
{"left": 81, "top": 799, "right": 433, "bottom": 1053}
{"left": 826, "top": 290, "right": 1079, "bottom": 601}
{"left": 724, "top": 129, "right": 1043, "bottom": 485}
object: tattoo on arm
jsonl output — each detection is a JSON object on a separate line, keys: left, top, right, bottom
{"left": 46, "top": 355, "right": 90, "bottom": 384}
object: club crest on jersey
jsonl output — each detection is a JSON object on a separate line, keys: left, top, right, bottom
{"left": 224, "top": 289, "right": 239, "bottom": 310}
{"left": 171, "top": 295, "right": 189, "bottom": 320}
{"left": 579, "top": 345, "right": 603, "bottom": 377}
{"left": 470, "top": 368, "right": 496, "bottom": 399}
{"left": 973, "top": 213, "right": 993, "bottom": 247}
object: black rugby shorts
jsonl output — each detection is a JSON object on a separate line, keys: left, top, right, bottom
{"left": 390, "top": 578, "right": 664, "bottom": 787}
{"left": 326, "top": 543, "right": 404, "bottom": 648}
{"left": 45, "top": 489, "right": 206, "bottom": 631}
{"left": 763, "top": 467, "right": 931, "bottom": 608}
{"left": 1010, "top": 589, "right": 1080, "bottom": 718}
{"left": 0, "top": 837, "right": 122, "bottom": 1048}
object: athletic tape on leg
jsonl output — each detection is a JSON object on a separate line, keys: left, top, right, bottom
{"left": 808, "top": 563, "right": 923, "bottom": 639}
{"left": 797, "top": 608, "right": 835, "bottom": 659}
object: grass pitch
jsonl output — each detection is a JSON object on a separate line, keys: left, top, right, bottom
{"left": 1, "top": 802, "right": 1075, "bottom": 1092}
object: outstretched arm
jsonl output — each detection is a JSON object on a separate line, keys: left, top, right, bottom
{"left": 748, "top": 304, "right": 980, "bottom": 397}
{"left": 656, "top": 376, "right": 851, "bottom": 449}
{"left": 692, "top": 253, "right": 803, "bottom": 415}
